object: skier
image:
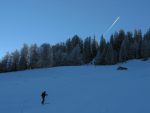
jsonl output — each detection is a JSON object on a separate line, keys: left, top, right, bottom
{"left": 41, "top": 91, "right": 48, "bottom": 104}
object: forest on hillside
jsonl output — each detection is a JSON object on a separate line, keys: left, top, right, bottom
{"left": 0, "top": 28, "right": 150, "bottom": 73}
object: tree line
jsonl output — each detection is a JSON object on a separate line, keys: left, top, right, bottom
{"left": 0, "top": 28, "right": 150, "bottom": 73}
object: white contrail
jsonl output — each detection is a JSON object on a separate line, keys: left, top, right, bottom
{"left": 103, "top": 16, "right": 120, "bottom": 36}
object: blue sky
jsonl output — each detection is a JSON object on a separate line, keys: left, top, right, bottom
{"left": 0, "top": 0, "right": 150, "bottom": 57}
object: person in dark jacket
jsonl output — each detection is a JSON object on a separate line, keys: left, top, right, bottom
{"left": 41, "top": 91, "right": 48, "bottom": 104}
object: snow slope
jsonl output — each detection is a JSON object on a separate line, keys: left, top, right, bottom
{"left": 0, "top": 60, "right": 150, "bottom": 113}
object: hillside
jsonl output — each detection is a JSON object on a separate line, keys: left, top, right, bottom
{"left": 0, "top": 60, "right": 150, "bottom": 113}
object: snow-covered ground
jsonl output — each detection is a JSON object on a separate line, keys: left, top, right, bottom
{"left": 0, "top": 60, "right": 150, "bottom": 113}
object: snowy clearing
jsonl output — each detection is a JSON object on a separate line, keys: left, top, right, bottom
{"left": 0, "top": 60, "right": 150, "bottom": 113}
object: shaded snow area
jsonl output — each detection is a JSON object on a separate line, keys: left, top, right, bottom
{"left": 0, "top": 60, "right": 150, "bottom": 113}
